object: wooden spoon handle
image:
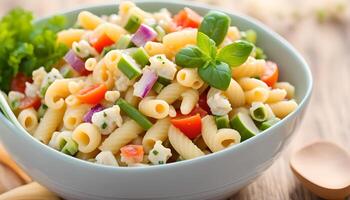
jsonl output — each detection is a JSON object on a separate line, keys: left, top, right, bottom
{"left": 0, "top": 145, "right": 31, "bottom": 183}
{"left": 0, "top": 182, "right": 60, "bottom": 200}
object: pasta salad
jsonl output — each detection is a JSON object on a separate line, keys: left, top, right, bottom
{"left": 3, "top": 1, "right": 298, "bottom": 167}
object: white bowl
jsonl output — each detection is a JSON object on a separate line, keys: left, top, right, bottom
{"left": 0, "top": 1, "right": 312, "bottom": 199}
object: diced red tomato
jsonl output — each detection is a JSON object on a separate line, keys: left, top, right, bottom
{"left": 120, "top": 145, "right": 144, "bottom": 164}
{"left": 19, "top": 96, "right": 41, "bottom": 110}
{"left": 90, "top": 33, "right": 115, "bottom": 53}
{"left": 261, "top": 61, "right": 279, "bottom": 87}
{"left": 173, "top": 8, "right": 202, "bottom": 28}
{"left": 171, "top": 114, "right": 202, "bottom": 139}
{"left": 77, "top": 84, "right": 107, "bottom": 104}
{"left": 198, "top": 88, "right": 211, "bottom": 114}
{"left": 10, "top": 73, "right": 32, "bottom": 93}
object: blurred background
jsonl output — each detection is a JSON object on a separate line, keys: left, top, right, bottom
{"left": 0, "top": 0, "right": 349, "bottom": 199}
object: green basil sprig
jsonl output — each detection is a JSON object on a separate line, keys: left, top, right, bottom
{"left": 175, "top": 11, "right": 254, "bottom": 90}
{"left": 199, "top": 11, "right": 231, "bottom": 46}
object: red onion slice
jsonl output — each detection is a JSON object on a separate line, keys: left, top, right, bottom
{"left": 133, "top": 68, "right": 158, "bottom": 98}
{"left": 64, "top": 50, "right": 90, "bottom": 75}
{"left": 83, "top": 104, "right": 104, "bottom": 123}
{"left": 131, "top": 24, "right": 158, "bottom": 47}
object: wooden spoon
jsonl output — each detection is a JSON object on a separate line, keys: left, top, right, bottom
{"left": 290, "top": 141, "right": 350, "bottom": 200}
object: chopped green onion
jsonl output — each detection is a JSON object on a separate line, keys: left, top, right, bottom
{"left": 254, "top": 47, "right": 267, "bottom": 60}
{"left": 154, "top": 25, "right": 166, "bottom": 42}
{"left": 117, "top": 54, "right": 142, "bottom": 80}
{"left": 131, "top": 47, "right": 150, "bottom": 68}
{"left": 60, "top": 138, "right": 78, "bottom": 156}
{"left": 40, "top": 83, "right": 51, "bottom": 98}
{"left": 152, "top": 150, "right": 159, "bottom": 155}
{"left": 158, "top": 161, "right": 164, "bottom": 164}
{"left": 242, "top": 29, "right": 257, "bottom": 44}
{"left": 250, "top": 102, "right": 269, "bottom": 122}
{"left": 152, "top": 81, "right": 165, "bottom": 94}
{"left": 116, "top": 35, "right": 134, "bottom": 49}
{"left": 38, "top": 104, "right": 48, "bottom": 119}
{"left": 116, "top": 98, "right": 153, "bottom": 130}
{"left": 124, "top": 14, "right": 142, "bottom": 33}
{"left": 259, "top": 118, "right": 280, "bottom": 131}
{"left": 60, "top": 66, "right": 74, "bottom": 78}
{"left": 101, "top": 122, "right": 108, "bottom": 129}
{"left": 101, "top": 45, "right": 117, "bottom": 56}
{"left": 157, "top": 76, "right": 171, "bottom": 86}
{"left": 215, "top": 115, "right": 230, "bottom": 129}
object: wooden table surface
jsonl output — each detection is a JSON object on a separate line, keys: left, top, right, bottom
{"left": 0, "top": 0, "right": 349, "bottom": 199}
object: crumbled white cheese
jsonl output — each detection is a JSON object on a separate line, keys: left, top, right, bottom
{"left": 32, "top": 67, "right": 47, "bottom": 87}
{"left": 115, "top": 73, "right": 134, "bottom": 92}
{"left": 104, "top": 91, "right": 120, "bottom": 103}
{"left": 25, "top": 82, "right": 39, "bottom": 98}
{"left": 207, "top": 88, "right": 232, "bottom": 116}
{"left": 95, "top": 151, "right": 119, "bottom": 166}
{"left": 91, "top": 105, "right": 123, "bottom": 135}
{"left": 148, "top": 141, "right": 172, "bottom": 165}
{"left": 8, "top": 91, "right": 25, "bottom": 110}
{"left": 72, "top": 40, "right": 98, "bottom": 58}
{"left": 40, "top": 68, "right": 63, "bottom": 96}
{"left": 149, "top": 54, "right": 177, "bottom": 80}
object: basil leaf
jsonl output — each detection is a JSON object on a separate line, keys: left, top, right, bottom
{"left": 198, "top": 61, "right": 231, "bottom": 90}
{"left": 197, "top": 32, "right": 216, "bottom": 59}
{"left": 199, "top": 11, "right": 231, "bottom": 46}
{"left": 217, "top": 40, "right": 254, "bottom": 67}
{"left": 175, "top": 46, "right": 209, "bottom": 68}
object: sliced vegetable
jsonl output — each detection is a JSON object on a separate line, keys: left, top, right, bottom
{"left": 173, "top": 8, "right": 202, "bottom": 28}
{"left": 19, "top": 96, "right": 41, "bottom": 110}
{"left": 117, "top": 54, "right": 142, "bottom": 80}
{"left": 215, "top": 115, "right": 230, "bottom": 129}
{"left": 83, "top": 104, "right": 104, "bottom": 123}
{"left": 171, "top": 114, "right": 202, "bottom": 139}
{"left": 90, "top": 33, "right": 115, "bottom": 53}
{"left": 120, "top": 145, "right": 144, "bottom": 164}
{"left": 241, "top": 29, "right": 257, "bottom": 44}
{"left": 77, "top": 84, "right": 107, "bottom": 105}
{"left": 199, "top": 11, "right": 230, "bottom": 45}
{"left": 10, "top": 73, "right": 32, "bottom": 93}
{"left": 116, "top": 35, "right": 134, "bottom": 49}
{"left": 131, "top": 24, "right": 158, "bottom": 47}
{"left": 116, "top": 98, "right": 153, "bottom": 130}
{"left": 230, "top": 112, "right": 260, "bottom": 141}
{"left": 124, "top": 14, "right": 142, "bottom": 33}
{"left": 157, "top": 76, "right": 172, "bottom": 86}
{"left": 154, "top": 25, "right": 166, "bottom": 41}
{"left": 254, "top": 47, "right": 267, "bottom": 60}
{"left": 133, "top": 68, "right": 158, "bottom": 98}
{"left": 60, "top": 138, "right": 78, "bottom": 156}
{"left": 131, "top": 47, "right": 150, "bottom": 67}
{"left": 249, "top": 102, "right": 268, "bottom": 122}
{"left": 259, "top": 117, "right": 280, "bottom": 131}
{"left": 152, "top": 81, "right": 165, "bottom": 94}
{"left": 37, "top": 104, "right": 48, "bottom": 119}
{"left": 261, "top": 61, "right": 279, "bottom": 87}
{"left": 64, "top": 49, "right": 90, "bottom": 75}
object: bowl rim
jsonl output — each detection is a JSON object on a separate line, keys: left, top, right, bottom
{"left": 1, "top": 0, "right": 313, "bottom": 172}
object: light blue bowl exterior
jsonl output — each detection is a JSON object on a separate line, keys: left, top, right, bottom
{"left": 0, "top": 1, "right": 312, "bottom": 200}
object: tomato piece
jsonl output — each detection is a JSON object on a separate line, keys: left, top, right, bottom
{"left": 173, "top": 8, "right": 202, "bottom": 28}
{"left": 261, "top": 61, "right": 279, "bottom": 87}
{"left": 171, "top": 114, "right": 202, "bottom": 139}
{"left": 120, "top": 145, "right": 144, "bottom": 164}
{"left": 11, "top": 73, "right": 32, "bottom": 93}
{"left": 198, "top": 89, "right": 211, "bottom": 114}
{"left": 90, "top": 33, "right": 115, "bottom": 53}
{"left": 19, "top": 96, "right": 41, "bottom": 110}
{"left": 77, "top": 84, "right": 107, "bottom": 104}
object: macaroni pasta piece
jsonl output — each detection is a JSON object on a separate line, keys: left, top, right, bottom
{"left": 17, "top": 108, "right": 38, "bottom": 134}
{"left": 157, "top": 83, "right": 188, "bottom": 104}
{"left": 63, "top": 104, "right": 91, "bottom": 130}
{"left": 266, "top": 89, "right": 287, "bottom": 103}
{"left": 176, "top": 68, "right": 204, "bottom": 89}
{"left": 232, "top": 57, "right": 266, "bottom": 79}
{"left": 180, "top": 89, "right": 199, "bottom": 115}
{"left": 142, "top": 118, "right": 171, "bottom": 153}
{"left": 238, "top": 77, "right": 268, "bottom": 91}
{"left": 138, "top": 97, "right": 169, "bottom": 119}
{"left": 57, "top": 29, "right": 86, "bottom": 48}
{"left": 269, "top": 100, "right": 298, "bottom": 118}
{"left": 78, "top": 11, "right": 104, "bottom": 30}
{"left": 244, "top": 87, "right": 269, "bottom": 105}
{"left": 274, "top": 82, "right": 295, "bottom": 99}
{"left": 72, "top": 123, "right": 102, "bottom": 153}
{"left": 168, "top": 125, "right": 205, "bottom": 160}
{"left": 223, "top": 79, "right": 245, "bottom": 108}
{"left": 44, "top": 79, "right": 71, "bottom": 110}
